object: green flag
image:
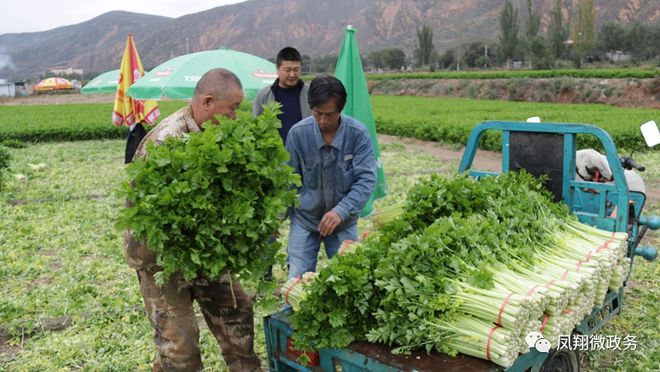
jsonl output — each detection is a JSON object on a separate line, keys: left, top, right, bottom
{"left": 335, "top": 26, "right": 387, "bottom": 217}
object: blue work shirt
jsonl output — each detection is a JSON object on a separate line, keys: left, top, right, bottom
{"left": 285, "top": 114, "right": 377, "bottom": 232}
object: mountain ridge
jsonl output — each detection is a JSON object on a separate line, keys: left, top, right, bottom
{"left": 1, "top": 0, "right": 658, "bottom": 79}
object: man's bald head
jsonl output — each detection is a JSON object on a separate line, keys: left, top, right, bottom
{"left": 190, "top": 68, "right": 244, "bottom": 125}
{"left": 194, "top": 68, "right": 243, "bottom": 101}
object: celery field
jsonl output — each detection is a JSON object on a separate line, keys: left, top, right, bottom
{"left": 1, "top": 97, "right": 656, "bottom": 152}
{"left": 0, "top": 137, "right": 657, "bottom": 371}
{"left": 372, "top": 96, "right": 660, "bottom": 151}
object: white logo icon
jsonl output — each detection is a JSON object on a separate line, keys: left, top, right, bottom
{"left": 525, "top": 331, "right": 551, "bottom": 353}
{"left": 535, "top": 338, "right": 552, "bottom": 353}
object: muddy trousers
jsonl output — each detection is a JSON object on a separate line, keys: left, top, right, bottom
{"left": 135, "top": 269, "right": 262, "bottom": 372}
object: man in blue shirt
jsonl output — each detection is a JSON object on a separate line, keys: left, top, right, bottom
{"left": 285, "top": 75, "right": 377, "bottom": 279}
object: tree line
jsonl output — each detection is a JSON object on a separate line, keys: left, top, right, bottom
{"left": 303, "top": 0, "right": 659, "bottom": 73}
{"left": 497, "top": 0, "right": 659, "bottom": 69}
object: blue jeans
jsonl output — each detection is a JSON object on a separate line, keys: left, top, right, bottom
{"left": 287, "top": 219, "right": 358, "bottom": 279}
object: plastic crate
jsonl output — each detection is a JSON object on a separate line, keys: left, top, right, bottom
{"left": 264, "top": 309, "right": 318, "bottom": 371}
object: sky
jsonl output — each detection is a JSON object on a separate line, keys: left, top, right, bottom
{"left": 0, "top": 0, "right": 248, "bottom": 35}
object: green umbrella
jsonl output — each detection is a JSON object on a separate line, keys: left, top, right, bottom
{"left": 335, "top": 26, "right": 387, "bottom": 217}
{"left": 127, "top": 48, "right": 277, "bottom": 101}
{"left": 80, "top": 69, "right": 120, "bottom": 94}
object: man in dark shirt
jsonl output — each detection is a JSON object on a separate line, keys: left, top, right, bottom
{"left": 253, "top": 47, "right": 311, "bottom": 142}
{"left": 273, "top": 78, "right": 303, "bottom": 140}
{"left": 253, "top": 47, "right": 311, "bottom": 280}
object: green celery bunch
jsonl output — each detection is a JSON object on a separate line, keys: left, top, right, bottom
{"left": 117, "top": 106, "right": 299, "bottom": 282}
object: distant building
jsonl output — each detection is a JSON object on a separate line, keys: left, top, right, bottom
{"left": 606, "top": 51, "right": 631, "bottom": 63}
{"left": 0, "top": 79, "right": 16, "bottom": 97}
{"left": 50, "top": 67, "right": 84, "bottom": 76}
{"left": 15, "top": 81, "right": 33, "bottom": 96}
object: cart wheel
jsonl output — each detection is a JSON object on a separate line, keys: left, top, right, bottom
{"left": 540, "top": 348, "right": 580, "bottom": 372}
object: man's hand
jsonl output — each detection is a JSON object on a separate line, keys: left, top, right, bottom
{"left": 318, "top": 211, "right": 342, "bottom": 237}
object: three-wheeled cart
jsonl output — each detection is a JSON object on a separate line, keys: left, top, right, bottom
{"left": 265, "top": 122, "right": 659, "bottom": 372}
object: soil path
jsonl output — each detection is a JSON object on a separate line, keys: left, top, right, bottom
{"left": 379, "top": 134, "right": 502, "bottom": 172}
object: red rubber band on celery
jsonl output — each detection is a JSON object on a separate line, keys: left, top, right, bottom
{"left": 540, "top": 314, "right": 550, "bottom": 332}
{"left": 284, "top": 277, "right": 302, "bottom": 305}
{"left": 486, "top": 325, "right": 501, "bottom": 361}
{"left": 497, "top": 293, "right": 514, "bottom": 326}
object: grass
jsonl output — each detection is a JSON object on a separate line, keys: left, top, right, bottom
{"left": 0, "top": 137, "right": 658, "bottom": 371}
{"left": 580, "top": 259, "right": 660, "bottom": 370}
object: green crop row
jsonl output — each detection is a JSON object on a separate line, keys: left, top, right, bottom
{"left": 366, "top": 68, "right": 660, "bottom": 80}
{"left": 0, "top": 101, "right": 187, "bottom": 143}
{"left": 0, "top": 97, "right": 655, "bottom": 151}
{"left": 371, "top": 96, "right": 657, "bottom": 151}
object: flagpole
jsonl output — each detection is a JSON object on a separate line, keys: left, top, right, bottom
{"left": 335, "top": 25, "right": 388, "bottom": 217}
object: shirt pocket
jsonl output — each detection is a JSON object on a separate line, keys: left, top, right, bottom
{"left": 302, "top": 162, "right": 319, "bottom": 189}
{"left": 338, "top": 160, "right": 354, "bottom": 194}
